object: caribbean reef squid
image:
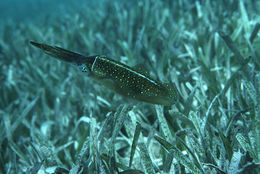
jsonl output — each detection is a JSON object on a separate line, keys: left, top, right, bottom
{"left": 30, "top": 41, "right": 178, "bottom": 106}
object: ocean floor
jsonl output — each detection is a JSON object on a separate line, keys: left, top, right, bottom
{"left": 0, "top": 0, "right": 259, "bottom": 173}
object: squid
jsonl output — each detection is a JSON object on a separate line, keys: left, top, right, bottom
{"left": 30, "top": 41, "right": 178, "bottom": 106}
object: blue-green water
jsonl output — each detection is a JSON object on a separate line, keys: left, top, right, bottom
{"left": 1, "top": 0, "right": 259, "bottom": 173}
{"left": 0, "top": 0, "right": 92, "bottom": 23}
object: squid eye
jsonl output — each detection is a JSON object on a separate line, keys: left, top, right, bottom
{"left": 78, "top": 64, "right": 88, "bottom": 72}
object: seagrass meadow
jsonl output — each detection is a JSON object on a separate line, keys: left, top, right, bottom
{"left": 0, "top": 0, "right": 260, "bottom": 173}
